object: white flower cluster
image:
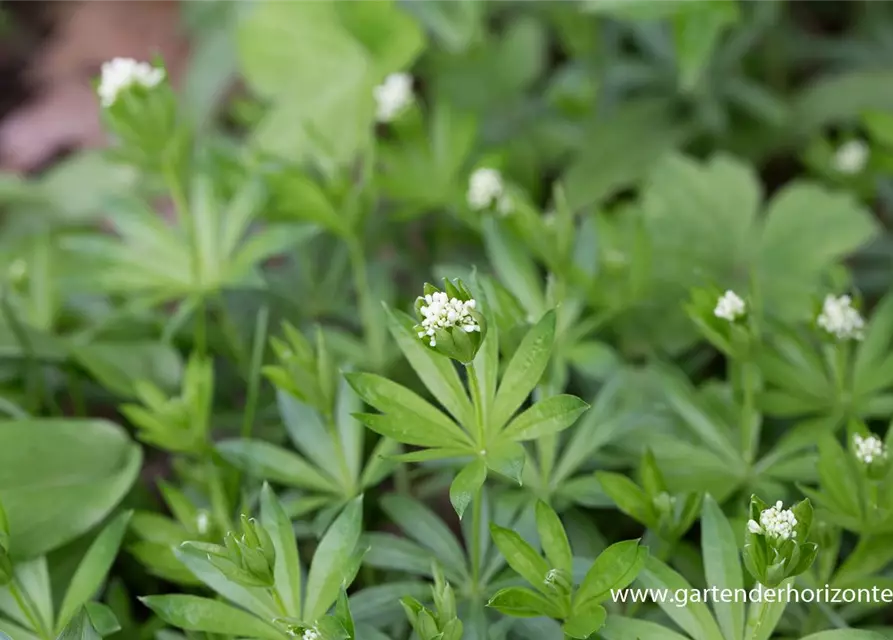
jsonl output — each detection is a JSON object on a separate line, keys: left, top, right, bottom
{"left": 285, "top": 628, "right": 318, "bottom": 640}
{"left": 97, "top": 57, "right": 165, "bottom": 108}
{"left": 817, "top": 294, "right": 864, "bottom": 341}
{"left": 714, "top": 290, "right": 746, "bottom": 322}
{"left": 417, "top": 292, "right": 480, "bottom": 347}
{"left": 373, "top": 73, "right": 413, "bottom": 123}
{"left": 543, "top": 569, "right": 558, "bottom": 586}
{"left": 747, "top": 501, "right": 798, "bottom": 541}
{"left": 833, "top": 140, "right": 869, "bottom": 175}
{"left": 467, "top": 168, "right": 512, "bottom": 214}
{"left": 854, "top": 433, "right": 887, "bottom": 464}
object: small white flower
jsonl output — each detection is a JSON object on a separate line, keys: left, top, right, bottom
{"left": 854, "top": 433, "right": 887, "bottom": 465}
{"left": 833, "top": 140, "right": 869, "bottom": 175}
{"left": 754, "top": 501, "right": 798, "bottom": 541}
{"left": 195, "top": 511, "right": 210, "bottom": 535}
{"left": 373, "top": 73, "right": 413, "bottom": 123}
{"left": 418, "top": 291, "right": 480, "bottom": 347}
{"left": 544, "top": 569, "right": 559, "bottom": 586}
{"left": 301, "top": 629, "right": 320, "bottom": 640}
{"left": 714, "top": 290, "right": 746, "bottom": 322}
{"left": 97, "top": 57, "right": 165, "bottom": 108}
{"left": 817, "top": 294, "right": 864, "bottom": 341}
{"left": 467, "top": 168, "right": 507, "bottom": 212}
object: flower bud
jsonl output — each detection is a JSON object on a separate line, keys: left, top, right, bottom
{"left": 96, "top": 57, "right": 189, "bottom": 173}
{"left": 743, "top": 495, "right": 818, "bottom": 588}
{"left": 205, "top": 517, "right": 276, "bottom": 588}
{"left": 413, "top": 279, "right": 487, "bottom": 364}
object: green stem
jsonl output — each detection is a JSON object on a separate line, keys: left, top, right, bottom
{"left": 470, "top": 483, "right": 484, "bottom": 589}
{"left": 465, "top": 362, "right": 485, "bottom": 447}
{"left": 348, "top": 236, "right": 381, "bottom": 370}
{"left": 240, "top": 306, "right": 269, "bottom": 440}
{"left": 738, "top": 360, "right": 760, "bottom": 465}
{"left": 194, "top": 297, "right": 208, "bottom": 357}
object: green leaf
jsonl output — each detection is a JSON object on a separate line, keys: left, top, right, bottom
{"left": 562, "top": 601, "right": 607, "bottom": 639}
{"left": 490, "top": 310, "right": 556, "bottom": 431}
{"left": 449, "top": 459, "right": 487, "bottom": 520}
{"left": 701, "top": 496, "right": 744, "bottom": 640}
{"left": 175, "top": 543, "right": 278, "bottom": 619}
{"left": 140, "top": 595, "right": 285, "bottom": 639}
{"left": 128, "top": 540, "right": 200, "bottom": 586}
{"left": 269, "top": 170, "right": 348, "bottom": 237}
{"left": 238, "top": 3, "right": 371, "bottom": 165}
{"left": 655, "top": 365, "right": 742, "bottom": 466}
{"left": 482, "top": 217, "right": 545, "bottom": 319}
{"left": 334, "top": 2, "right": 425, "bottom": 77}
{"left": 0, "top": 617, "right": 38, "bottom": 640}
{"left": 600, "top": 616, "right": 691, "bottom": 640}
{"left": 380, "top": 496, "right": 468, "bottom": 576}
{"left": 502, "top": 394, "right": 589, "bottom": 441}
{"left": 84, "top": 602, "right": 121, "bottom": 636}
{"left": 563, "top": 100, "right": 691, "bottom": 210}
{"left": 535, "top": 501, "right": 572, "bottom": 576}
{"left": 637, "top": 556, "right": 724, "bottom": 640}
{"left": 757, "top": 183, "right": 877, "bottom": 318}
{"left": 260, "top": 484, "right": 302, "bottom": 619}
{"left": 484, "top": 440, "right": 525, "bottom": 485}
{"left": 0, "top": 419, "right": 141, "bottom": 558}
{"left": 304, "top": 496, "right": 363, "bottom": 620}
{"left": 55, "top": 609, "right": 101, "bottom": 640}
{"left": 792, "top": 69, "right": 893, "bottom": 138}
{"left": 672, "top": 1, "right": 738, "bottom": 91}
{"left": 402, "top": 1, "right": 480, "bottom": 53}
{"left": 489, "top": 524, "right": 551, "bottom": 596}
{"left": 217, "top": 439, "right": 339, "bottom": 494}
{"left": 346, "top": 372, "right": 471, "bottom": 447}
{"left": 582, "top": 0, "right": 690, "bottom": 19}
{"left": 817, "top": 436, "right": 861, "bottom": 518}
{"left": 642, "top": 152, "right": 760, "bottom": 308}
{"left": 486, "top": 587, "right": 563, "bottom": 619}
{"left": 69, "top": 341, "right": 182, "bottom": 398}
{"left": 575, "top": 540, "right": 647, "bottom": 608}
{"left": 384, "top": 307, "right": 474, "bottom": 429}
{"left": 56, "top": 510, "right": 133, "bottom": 632}
{"left": 595, "top": 471, "right": 656, "bottom": 527}
{"left": 833, "top": 534, "right": 893, "bottom": 586}
{"left": 798, "top": 632, "right": 887, "bottom": 640}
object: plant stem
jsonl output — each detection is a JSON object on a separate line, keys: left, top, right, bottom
{"left": 240, "top": 305, "right": 269, "bottom": 440}
{"left": 465, "top": 362, "right": 484, "bottom": 447}
{"left": 347, "top": 236, "right": 381, "bottom": 370}
{"left": 738, "top": 360, "right": 760, "bottom": 464}
{"left": 465, "top": 363, "right": 486, "bottom": 590}
{"left": 470, "top": 482, "right": 484, "bottom": 590}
